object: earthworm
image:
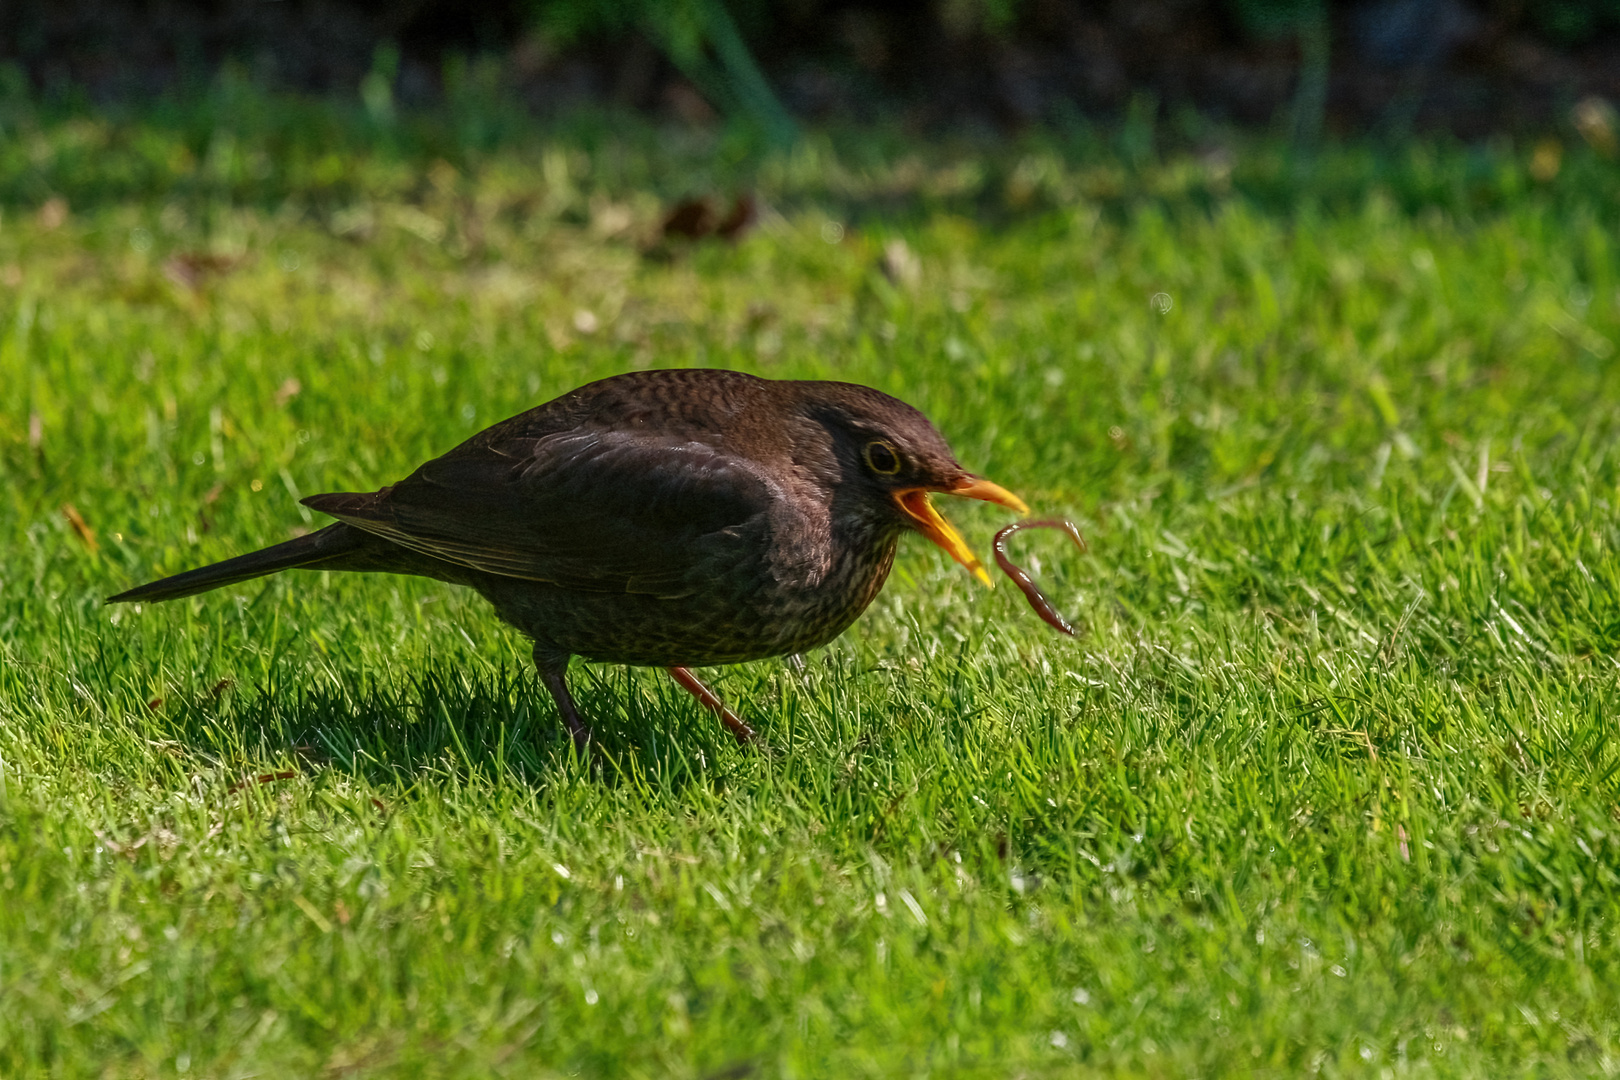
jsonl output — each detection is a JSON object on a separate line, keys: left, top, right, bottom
{"left": 993, "top": 519, "right": 1087, "bottom": 636}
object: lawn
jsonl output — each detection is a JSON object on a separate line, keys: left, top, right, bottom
{"left": 2, "top": 89, "right": 1619, "bottom": 1077}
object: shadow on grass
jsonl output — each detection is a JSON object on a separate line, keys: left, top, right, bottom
{"left": 154, "top": 659, "right": 758, "bottom": 796}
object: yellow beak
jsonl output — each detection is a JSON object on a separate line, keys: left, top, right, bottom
{"left": 895, "top": 477, "right": 1028, "bottom": 587}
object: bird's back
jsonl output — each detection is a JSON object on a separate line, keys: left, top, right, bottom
{"left": 306, "top": 369, "right": 899, "bottom": 666}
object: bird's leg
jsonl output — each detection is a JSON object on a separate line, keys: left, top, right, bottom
{"left": 666, "top": 666, "right": 755, "bottom": 745}
{"left": 533, "top": 644, "right": 592, "bottom": 750}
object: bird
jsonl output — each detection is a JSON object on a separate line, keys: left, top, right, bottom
{"left": 108, "top": 369, "right": 1027, "bottom": 747}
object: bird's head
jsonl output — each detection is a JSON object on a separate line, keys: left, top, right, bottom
{"left": 798, "top": 382, "right": 1028, "bottom": 586}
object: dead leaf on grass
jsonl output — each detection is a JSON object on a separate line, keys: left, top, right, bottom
{"left": 880, "top": 238, "right": 922, "bottom": 290}
{"left": 661, "top": 194, "right": 756, "bottom": 243}
{"left": 226, "top": 770, "right": 300, "bottom": 795}
{"left": 62, "top": 504, "right": 98, "bottom": 552}
{"left": 38, "top": 196, "right": 68, "bottom": 230}
{"left": 163, "top": 251, "right": 244, "bottom": 291}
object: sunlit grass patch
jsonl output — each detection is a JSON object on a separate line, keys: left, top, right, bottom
{"left": 2, "top": 94, "right": 1619, "bottom": 1076}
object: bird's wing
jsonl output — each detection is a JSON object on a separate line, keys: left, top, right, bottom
{"left": 304, "top": 429, "right": 778, "bottom": 598}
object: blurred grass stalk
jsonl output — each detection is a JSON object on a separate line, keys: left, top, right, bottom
{"left": 654, "top": 0, "right": 798, "bottom": 150}
{"left": 1230, "top": 0, "right": 1330, "bottom": 151}
{"left": 530, "top": 0, "right": 797, "bottom": 149}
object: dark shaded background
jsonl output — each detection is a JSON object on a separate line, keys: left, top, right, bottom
{"left": 2, "top": 0, "right": 1618, "bottom": 136}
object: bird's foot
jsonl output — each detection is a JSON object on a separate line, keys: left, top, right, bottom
{"left": 560, "top": 709, "right": 593, "bottom": 753}
{"left": 535, "top": 646, "right": 595, "bottom": 753}
{"left": 666, "top": 666, "right": 755, "bottom": 745}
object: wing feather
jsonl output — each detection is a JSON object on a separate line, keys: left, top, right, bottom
{"left": 305, "top": 429, "right": 776, "bottom": 597}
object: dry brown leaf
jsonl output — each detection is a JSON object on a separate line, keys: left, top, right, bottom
{"left": 62, "top": 503, "right": 98, "bottom": 552}
{"left": 37, "top": 197, "right": 68, "bottom": 230}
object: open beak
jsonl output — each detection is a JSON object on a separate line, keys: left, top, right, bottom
{"left": 895, "top": 476, "right": 1028, "bottom": 587}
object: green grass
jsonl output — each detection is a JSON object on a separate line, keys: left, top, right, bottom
{"left": 3, "top": 90, "right": 1620, "bottom": 1076}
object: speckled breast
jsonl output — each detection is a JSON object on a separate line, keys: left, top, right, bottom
{"left": 479, "top": 535, "right": 901, "bottom": 668}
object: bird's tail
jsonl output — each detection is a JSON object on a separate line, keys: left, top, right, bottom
{"left": 106, "top": 523, "right": 368, "bottom": 604}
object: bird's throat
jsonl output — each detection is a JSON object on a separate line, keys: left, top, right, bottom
{"left": 896, "top": 489, "right": 993, "bottom": 586}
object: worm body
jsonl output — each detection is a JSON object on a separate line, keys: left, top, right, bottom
{"left": 992, "top": 519, "right": 1087, "bottom": 636}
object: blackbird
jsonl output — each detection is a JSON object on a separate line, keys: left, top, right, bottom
{"left": 109, "top": 369, "right": 1027, "bottom": 746}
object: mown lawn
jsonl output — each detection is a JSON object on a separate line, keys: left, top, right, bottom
{"left": 2, "top": 92, "right": 1619, "bottom": 1077}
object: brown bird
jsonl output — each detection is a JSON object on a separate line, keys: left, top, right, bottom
{"left": 109, "top": 369, "right": 1027, "bottom": 746}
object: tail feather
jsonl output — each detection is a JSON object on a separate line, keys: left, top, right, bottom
{"left": 106, "top": 523, "right": 368, "bottom": 604}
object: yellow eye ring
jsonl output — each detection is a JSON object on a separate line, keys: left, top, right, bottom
{"left": 864, "top": 439, "right": 902, "bottom": 475}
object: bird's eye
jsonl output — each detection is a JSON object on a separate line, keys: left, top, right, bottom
{"left": 863, "top": 440, "right": 902, "bottom": 475}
